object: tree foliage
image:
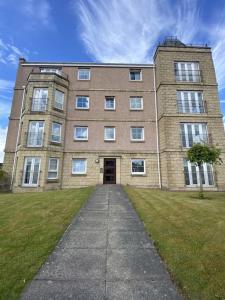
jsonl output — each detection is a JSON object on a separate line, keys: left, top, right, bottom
{"left": 187, "top": 144, "right": 222, "bottom": 167}
{"left": 187, "top": 144, "right": 222, "bottom": 199}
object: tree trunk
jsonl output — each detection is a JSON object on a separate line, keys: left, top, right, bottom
{"left": 198, "top": 163, "right": 204, "bottom": 199}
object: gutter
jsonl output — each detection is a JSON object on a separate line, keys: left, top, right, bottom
{"left": 153, "top": 65, "right": 162, "bottom": 188}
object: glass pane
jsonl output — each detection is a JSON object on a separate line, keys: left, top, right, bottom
{"left": 77, "top": 97, "right": 89, "bottom": 108}
{"left": 132, "top": 127, "right": 143, "bottom": 140}
{"left": 105, "top": 98, "right": 115, "bottom": 109}
{"left": 184, "top": 162, "right": 190, "bottom": 185}
{"left": 191, "top": 165, "right": 198, "bottom": 184}
{"left": 131, "top": 98, "right": 142, "bottom": 109}
{"left": 207, "top": 164, "right": 214, "bottom": 185}
{"left": 132, "top": 160, "right": 144, "bottom": 173}
{"left": 73, "top": 159, "right": 86, "bottom": 173}
{"left": 24, "top": 159, "right": 32, "bottom": 184}
{"left": 49, "top": 158, "right": 58, "bottom": 171}
{"left": 78, "top": 70, "right": 90, "bottom": 80}
{"left": 105, "top": 127, "right": 115, "bottom": 139}
{"left": 55, "top": 90, "right": 64, "bottom": 109}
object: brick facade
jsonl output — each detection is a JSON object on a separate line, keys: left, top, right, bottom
{"left": 3, "top": 39, "right": 225, "bottom": 192}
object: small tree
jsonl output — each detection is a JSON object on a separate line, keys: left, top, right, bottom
{"left": 187, "top": 144, "right": 222, "bottom": 199}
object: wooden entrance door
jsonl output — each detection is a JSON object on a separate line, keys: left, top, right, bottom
{"left": 103, "top": 158, "right": 116, "bottom": 184}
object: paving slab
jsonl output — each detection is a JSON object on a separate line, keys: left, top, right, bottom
{"left": 21, "top": 185, "right": 181, "bottom": 300}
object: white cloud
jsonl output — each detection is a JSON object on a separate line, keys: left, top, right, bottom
{"left": 75, "top": 0, "right": 225, "bottom": 90}
{"left": 0, "top": 38, "right": 29, "bottom": 66}
{"left": 0, "top": 79, "right": 14, "bottom": 92}
{"left": 75, "top": 0, "right": 202, "bottom": 63}
{"left": 0, "top": 127, "right": 8, "bottom": 163}
{"left": 21, "top": 0, "right": 53, "bottom": 28}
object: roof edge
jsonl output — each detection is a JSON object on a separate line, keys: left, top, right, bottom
{"left": 21, "top": 61, "right": 154, "bottom": 68}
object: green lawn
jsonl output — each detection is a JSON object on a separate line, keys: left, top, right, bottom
{"left": 124, "top": 187, "right": 225, "bottom": 300}
{"left": 0, "top": 187, "right": 93, "bottom": 300}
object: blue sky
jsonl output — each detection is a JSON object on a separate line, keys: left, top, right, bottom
{"left": 0, "top": 0, "right": 225, "bottom": 162}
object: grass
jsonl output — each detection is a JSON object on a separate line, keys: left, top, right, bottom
{"left": 124, "top": 187, "right": 225, "bottom": 300}
{"left": 0, "top": 187, "right": 93, "bottom": 300}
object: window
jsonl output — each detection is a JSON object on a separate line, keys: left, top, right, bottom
{"left": 177, "top": 91, "right": 204, "bottom": 113}
{"left": 40, "top": 68, "right": 62, "bottom": 75}
{"left": 51, "top": 122, "right": 61, "bottom": 143}
{"left": 131, "top": 159, "right": 145, "bottom": 174}
{"left": 174, "top": 62, "right": 200, "bottom": 82}
{"left": 74, "top": 126, "right": 88, "bottom": 140}
{"left": 131, "top": 127, "right": 144, "bottom": 141}
{"left": 180, "top": 123, "right": 208, "bottom": 148}
{"left": 105, "top": 97, "right": 115, "bottom": 110}
{"left": 72, "top": 159, "right": 87, "bottom": 174}
{"left": 32, "top": 88, "right": 48, "bottom": 112}
{"left": 54, "top": 90, "right": 64, "bottom": 110}
{"left": 76, "top": 96, "right": 89, "bottom": 109}
{"left": 129, "top": 69, "right": 141, "bottom": 81}
{"left": 48, "top": 158, "right": 59, "bottom": 179}
{"left": 23, "top": 157, "right": 41, "bottom": 186}
{"left": 130, "top": 97, "right": 143, "bottom": 110}
{"left": 184, "top": 159, "right": 214, "bottom": 186}
{"left": 77, "top": 69, "right": 90, "bottom": 80}
{"left": 27, "top": 121, "right": 44, "bottom": 147}
{"left": 104, "top": 127, "right": 115, "bottom": 141}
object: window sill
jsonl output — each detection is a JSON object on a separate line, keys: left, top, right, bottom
{"left": 53, "top": 107, "right": 64, "bottom": 113}
{"left": 29, "top": 111, "right": 46, "bottom": 114}
{"left": 71, "top": 173, "right": 87, "bottom": 176}
{"left": 130, "top": 140, "right": 145, "bottom": 143}
{"left": 131, "top": 174, "right": 146, "bottom": 177}
{"left": 46, "top": 179, "right": 59, "bottom": 183}
{"left": 75, "top": 108, "right": 90, "bottom": 111}
{"left": 104, "top": 140, "right": 116, "bottom": 142}
{"left": 104, "top": 109, "right": 116, "bottom": 111}
{"left": 73, "top": 139, "right": 88, "bottom": 142}
{"left": 130, "top": 109, "right": 143, "bottom": 111}
{"left": 50, "top": 141, "right": 62, "bottom": 146}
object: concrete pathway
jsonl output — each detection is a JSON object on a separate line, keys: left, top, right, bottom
{"left": 21, "top": 185, "right": 181, "bottom": 300}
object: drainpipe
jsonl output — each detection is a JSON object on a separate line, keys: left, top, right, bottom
{"left": 10, "top": 85, "right": 26, "bottom": 190}
{"left": 153, "top": 65, "right": 162, "bottom": 189}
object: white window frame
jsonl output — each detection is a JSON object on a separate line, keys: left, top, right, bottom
{"left": 129, "top": 69, "right": 142, "bottom": 81}
{"left": 54, "top": 90, "right": 64, "bottom": 111}
{"left": 32, "top": 88, "right": 48, "bottom": 112}
{"left": 22, "top": 157, "right": 41, "bottom": 187}
{"left": 51, "top": 122, "right": 62, "bottom": 143}
{"left": 130, "top": 127, "right": 145, "bottom": 141}
{"left": 72, "top": 159, "right": 87, "bottom": 174}
{"left": 177, "top": 91, "right": 204, "bottom": 113}
{"left": 48, "top": 158, "right": 59, "bottom": 180}
{"left": 131, "top": 159, "right": 146, "bottom": 175}
{"left": 27, "top": 121, "right": 44, "bottom": 147}
{"left": 183, "top": 159, "right": 214, "bottom": 187}
{"left": 74, "top": 126, "right": 88, "bottom": 141}
{"left": 105, "top": 97, "right": 116, "bottom": 110}
{"left": 76, "top": 96, "right": 89, "bottom": 109}
{"left": 175, "top": 62, "right": 200, "bottom": 82}
{"left": 77, "top": 69, "right": 91, "bottom": 80}
{"left": 180, "top": 123, "right": 208, "bottom": 148}
{"left": 130, "top": 97, "right": 143, "bottom": 110}
{"left": 104, "top": 127, "right": 116, "bottom": 141}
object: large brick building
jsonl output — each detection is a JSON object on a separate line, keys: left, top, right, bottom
{"left": 3, "top": 37, "right": 225, "bottom": 192}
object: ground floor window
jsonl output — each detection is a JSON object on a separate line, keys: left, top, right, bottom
{"left": 48, "top": 158, "right": 59, "bottom": 179}
{"left": 72, "top": 159, "right": 87, "bottom": 174}
{"left": 183, "top": 159, "right": 214, "bottom": 186}
{"left": 131, "top": 159, "right": 145, "bottom": 175}
{"left": 22, "top": 157, "right": 41, "bottom": 186}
